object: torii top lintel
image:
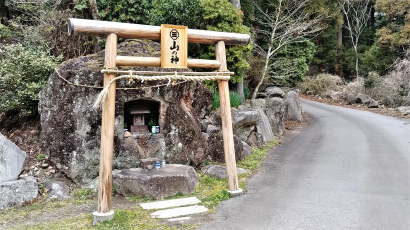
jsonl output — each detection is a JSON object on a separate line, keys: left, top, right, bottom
{"left": 68, "top": 18, "right": 250, "bottom": 46}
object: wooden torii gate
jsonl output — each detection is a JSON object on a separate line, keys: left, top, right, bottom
{"left": 67, "top": 18, "right": 250, "bottom": 224}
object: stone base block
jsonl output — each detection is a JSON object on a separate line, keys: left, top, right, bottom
{"left": 113, "top": 164, "right": 197, "bottom": 199}
{"left": 0, "top": 177, "right": 38, "bottom": 209}
{"left": 92, "top": 210, "right": 114, "bottom": 225}
{"left": 228, "top": 188, "right": 243, "bottom": 197}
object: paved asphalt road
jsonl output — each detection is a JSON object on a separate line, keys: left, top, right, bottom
{"left": 200, "top": 100, "right": 410, "bottom": 230}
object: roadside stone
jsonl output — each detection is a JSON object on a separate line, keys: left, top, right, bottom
{"left": 285, "top": 91, "right": 303, "bottom": 121}
{"left": 255, "top": 109, "right": 275, "bottom": 143}
{"left": 242, "top": 141, "right": 252, "bottom": 158}
{"left": 202, "top": 165, "right": 249, "bottom": 179}
{"left": 368, "top": 99, "right": 379, "bottom": 108}
{"left": 251, "top": 99, "right": 266, "bottom": 110}
{"left": 0, "top": 133, "right": 27, "bottom": 183}
{"left": 45, "top": 179, "right": 70, "bottom": 200}
{"left": 0, "top": 177, "right": 38, "bottom": 209}
{"left": 397, "top": 106, "right": 410, "bottom": 116}
{"left": 113, "top": 164, "right": 197, "bottom": 199}
{"left": 355, "top": 93, "right": 371, "bottom": 105}
{"left": 265, "top": 87, "right": 285, "bottom": 98}
{"left": 231, "top": 109, "right": 259, "bottom": 128}
{"left": 265, "top": 97, "right": 286, "bottom": 136}
{"left": 346, "top": 93, "right": 357, "bottom": 104}
{"left": 324, "top": 90, "right": 343, "bottom": 100}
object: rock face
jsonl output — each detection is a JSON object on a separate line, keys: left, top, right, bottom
{"left": 202, "top": 165, "right": 249, "bottom": 179}
{"left": 0, "top": 177, "right": 38, "bottom": 209}
{"left": 368, "top": 99, "right": 379, "bottom": 108}
{"left": 0, "top": 133, "right": 26, "bottom": 183}
{"left": 355, "top": 93, "right": 371, "bottom": 105}
{"left": 112, "top": 164, "right": 197, "bottom": 199}
{"left": 285, "top": 91, "right": 303, "bottom": 121}
{"left": 265, "top": 87, "right": 285, "bottom": 98}
{"left": 265, "top": 97, "right": 286, "bottom": 136}
{"left": 39, "top": 40, "right": 212, "bottom": 184}
{"left": 45, "top": 179, "right": 70, "bottom": 200}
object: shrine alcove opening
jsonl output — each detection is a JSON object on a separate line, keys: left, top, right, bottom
{"left": 124, "top": 99, "right": 160, "bottom": 135}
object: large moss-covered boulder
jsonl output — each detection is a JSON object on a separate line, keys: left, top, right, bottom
{"left": 39, "top": 40, "right": 212, "bottom": 184}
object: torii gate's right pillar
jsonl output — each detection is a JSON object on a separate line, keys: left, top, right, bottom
{"left": 215, "top": 41, "right": 241, "bottom": 194}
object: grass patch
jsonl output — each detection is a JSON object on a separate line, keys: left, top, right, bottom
{"left": 238, "top": 141, "right": 278, "bottom": 171}
{"left": 2, "top": 141, "right": 278, "bottom": 230}
{"left": 73, "top": 188, "right": 95, "bottom": 201}
{"left": 15, "top": 209, "right": 197, "bottom": 230}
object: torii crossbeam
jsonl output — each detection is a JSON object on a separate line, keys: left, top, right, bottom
{"left": 67, "top": 18, "right": 250, "bottom": 224}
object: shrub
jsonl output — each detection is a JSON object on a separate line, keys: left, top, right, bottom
{"left": 212, "top": 91, "right": 242, "bottom": 109}
{"left": 8, "top": 1, "right": 96, "bottom": 60}
{"left": 97, "top": 0, "right": 152, "bottom": 24}
{"left": 299, "top": 73, "right": 342, "bottom": 95}
{"left": 367, "top": 56, "right": 410, "bottom": 107}
{"left": 149, "top": 0, "right": 204, "bottom": 28}
{"left": 268, "top": 41, "right": 317, "bottom": 87}
{"left": 0, "top": 44, "right": 59, "bottom": 118}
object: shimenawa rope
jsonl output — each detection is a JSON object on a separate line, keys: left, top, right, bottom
{"left": 93, "top": 71, "right": 231, "bottom": 109}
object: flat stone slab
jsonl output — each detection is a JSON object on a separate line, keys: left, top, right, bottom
{"left": 113, "top": 164, "right": 198, "bottom": 199}
{"left": 151, "top": 205, "right": 208, "bottom": 219}
{"left": 202, "top": 165, "right": 250, "bottom": 179}
{"left": 0, "top": 177, "right": 38, "bottom": 209}
{"left": 140, "top": 197, "right": 201, "bottom": 210}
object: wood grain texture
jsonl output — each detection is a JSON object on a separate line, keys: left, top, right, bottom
{"left": 68, "top": 18, "right": 250, "bottom": 45}
{"left": 98, "top": 33, "right": 117, "bottom": 213}
{"left": 215, "top": 41, "right": 240, "bottom": 191}
{"left": 116, "top": 56, "right": 221, "bottom": 69}
{"left": 160, "top": 24, "right": 188, "bottom": 68}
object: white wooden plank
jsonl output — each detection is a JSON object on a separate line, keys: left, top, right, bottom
{"left": 150, "top": 205, "right": 208, "bottom": 219}
{"left": 140, "top": 197, "right": 201, "bottom": 210}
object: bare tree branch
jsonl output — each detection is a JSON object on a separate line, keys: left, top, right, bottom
{"left": 251, "top": 0, "right": 325, "bottom": 99}
{"left": 339, "top": 0, "right": 371, "bottom": 78}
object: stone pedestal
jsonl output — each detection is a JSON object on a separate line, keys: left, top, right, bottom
{"left": 113, "top": 164, "right": 197, "bottom": 199}
{"left": 92, "top": 210, "right": 114, "bottom": 225}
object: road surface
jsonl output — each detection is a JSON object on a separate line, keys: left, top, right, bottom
{"left": 200, "top": 100, "right": 410, "bottom": 230}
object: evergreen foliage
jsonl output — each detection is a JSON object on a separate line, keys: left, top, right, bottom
{"left": 0, "top": 44, "right": 59, "bottom": 117}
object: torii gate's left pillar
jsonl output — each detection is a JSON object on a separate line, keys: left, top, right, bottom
{"left": 93, "top": 33, "right": 117, "bottom": 225}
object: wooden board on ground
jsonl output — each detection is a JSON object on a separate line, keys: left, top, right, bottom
{"left": 139, "top": 197, "right": 201, "bottom": 210}
{"left": 150, "top": 205, "right": 208, "bottom": 219}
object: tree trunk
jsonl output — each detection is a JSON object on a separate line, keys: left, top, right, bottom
{"left": 236, "top": 80, "right": 245, "bottom": 102}
{"left": 88, "top": 0, "right": 99, "bottom": 20}
{"left": 354, "top": 46, "right": 359, "bottom": 78}
{"left": 251, "top": 54, "right": 270, "bottom": 100}
{"left": 335, "top": 14, "right": 344, "bottom": 77}
{"left": 0, "top": 0, "right": 9, "bottom": 24}
{"left": 230, "top": 0, "right": 245, "bottom": 102}
{"left": 230, "top": 0, "right": 241, "bottom": 9}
